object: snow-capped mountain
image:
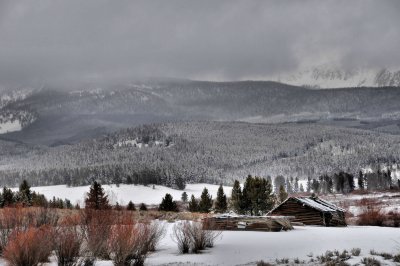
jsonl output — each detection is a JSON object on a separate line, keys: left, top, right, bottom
{"left": 270, "top": 66, "right": 400, "bottom": 88}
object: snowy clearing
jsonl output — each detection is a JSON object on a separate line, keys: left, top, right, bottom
{"left": 12, "top": 183, "right": 232, "bottom": 206}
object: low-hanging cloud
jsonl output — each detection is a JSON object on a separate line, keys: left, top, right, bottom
{"left": 0, "top": 0, "right": 399, "bottom": 87}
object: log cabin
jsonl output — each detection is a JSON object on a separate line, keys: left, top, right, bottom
{"left": 268, "top": 196, "right": 346, "bottom": 226}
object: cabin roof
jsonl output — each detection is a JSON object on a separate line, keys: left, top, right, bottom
{"left": 270, "top": 196, "right": 346, "bottom": 214}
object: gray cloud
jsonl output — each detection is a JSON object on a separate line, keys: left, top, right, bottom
{"left": 0, "top": 0, "right": 399, "bottom": 87}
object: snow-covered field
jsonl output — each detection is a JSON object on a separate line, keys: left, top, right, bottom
{"left": 146, "top": 225, "right": 400, "bottom": 266}
{"left": 14, "top": 184, "right": 232, "bottom": 207}
{"left": 1, "top": 225, "right": 399, "bottom": 266}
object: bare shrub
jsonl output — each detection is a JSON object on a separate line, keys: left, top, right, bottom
{"left": 54, "top": 215, "right": 84, "bottom": 266}
{"left": 171, "top": 221, "right": 192, "bottom": 254}
{"left": 108, "top": 223, "right": 138, "bottom": 266}
{"left": 351, "top": 248, "right": 361, "bottom": 256}
{"left": 108, "top": 221, "right": 153, "bottom": 266}
{"left": 357, "top": 208, "right": 386, "bottom": 226}
{"left": 80, "top": 209, "right": 113, "bottom": 259}
{"left": 388, "top": 211, "right": 400, "bottom": 227}
{"left": 3, "top": 225, "right": 54, "bottom": 266}
{"left": 0, "top": 208, "right": 20, "bottom": 253}
{"left": 361, "top": 257, "right": 381, "bottom": 266}
{"left": 146, "top": 220, "right": 166, "bottom": 252}
{"left": 171, "top": 221, "right": 221, "bottom": 254}
{"left": 32, "top": 207, "right": 59, "bottom": 227}
{"left": 370, "top": 249, "right": 393, "bottom": 260}
{"left": 189, "top": 221, "right": 221, "bottom": 252}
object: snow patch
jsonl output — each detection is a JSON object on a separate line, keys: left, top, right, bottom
{"left": 0, "top": 120, "right": 22, "bottom": 134}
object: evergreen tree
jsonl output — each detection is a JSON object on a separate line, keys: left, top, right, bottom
{"left": 278, "top": 185, "right": 288, "bottom": 203}
{"left": 327, "top": 176, "right": 334, "bottom": 194}
{"left": 358, "top": 171, "right": 364, "bottom": 190}
{"left": 188, "top": 194, "right": 199, "bottom": 212}
{"left": 230, "top": 180, "right": 243, "bottom": 214}
{"left": 215, "top": 185, "right": 227, "bottom": 213}
{"left": 159, "top": 193, "right": 178, "bottom": 212}
{"left": 65, "top": 199, "right": 73, "bottom": 209}
{"left": 18, "top": 180, "right": 32, "bottom": 206}
{"left": 126, "top": 175, "right": 133, "bottom": 185}
{"left": 85, "top": 181, "right": 110, "bottom": 210}
{"left": 181, "top": 192, "right": 188, "bottom": 203}
{"left": 198, "top": 187, "right": 213, "bottom": 213}
{"left": 311, "top": 179, "right": 320, "bottom": 194}
{"left": 300, "top": 183, "right": 305, "bottom": 193}
{"left": 127, "top": 201, "right": 136, "bottom": 211}
{"left": 346, "top": 172, "right": 355, "bottom": 193}
{"left": 175, "top": 176, "right": 186, "bottom": 190}
{"left": 1, "top": 187, "right": 14, "bottom": 207}
{"left": 139, "top": 203, "right": 147, "bottom": 211}
{"left": 242, "top": 175, "right": 275, "bottom": 216}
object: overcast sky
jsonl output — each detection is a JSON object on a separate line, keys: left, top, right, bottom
{"left": 0, "top": 0, "right": 399, "bottom": 87}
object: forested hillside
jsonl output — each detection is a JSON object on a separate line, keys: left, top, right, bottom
{"left": 1, "top": 121, "right": 399, "bottom": 187}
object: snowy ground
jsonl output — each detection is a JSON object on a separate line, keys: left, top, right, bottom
{"left": 1, "top": 225, "right": 399, "bottom": 266}
{"left": 0, "top": 120, "right": 22, "bottom": 134}
{"left": 13, "top": 183, "right": 232, "bottom": 207}
{"left": 145, "top": 225, "right": 400, "bottom": 266}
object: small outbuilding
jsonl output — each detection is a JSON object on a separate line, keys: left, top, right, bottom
{"left": 268, "top": 196, "right": 346, "bottom": 226}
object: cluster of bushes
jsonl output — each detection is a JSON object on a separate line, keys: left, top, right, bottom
{"left": 171, "top": 220, "right": 221, "bottom": 254}
{"left": 353, "top": 198, "right": 400, "bottom": 227}
{"left": 0, "top": 207, "right": 166, "bottom": 266}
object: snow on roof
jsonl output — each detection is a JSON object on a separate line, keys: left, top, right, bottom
{"left": 294, "top": 197, "right": 345, "bottom": 213}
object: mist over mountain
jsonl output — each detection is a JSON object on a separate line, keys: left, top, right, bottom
{"left": 269, "top": 66, "right": 400, "bottom": 88}
{"left": 0, "top": 79, "right": 400, "bottom": 146}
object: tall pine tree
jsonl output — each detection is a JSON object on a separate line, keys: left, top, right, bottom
{"left": 198, "top": 188, "right": 213, "bottom": 213}
{"left": 215, "top": 185, "right": 227, "bottom": 213}
{"left": 188, "top": 194, "right": 199, "bottom": 212}
{"left": 85, "top": 181, "right": 110, "bottom": 210}
{"left": 230, "top": 180, "right": 243, "bottom": 214}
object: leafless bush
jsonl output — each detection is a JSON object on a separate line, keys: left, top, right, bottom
{"left": 351, "top": 248, "right": 361, "bottom": 256}
{"left": 147, "top": 220, "right": 166, "bottom": 252}
{"left": 108, "top": 221, "right": 154, "bottom": 266}
{"left": 33, "top": 207, "right": 59, "bottom": 227}
{"left": 172, "top": 221, "right": 221, "bottom": 254}
{"left": 54, "top": 215, "right": 84, "bottom": 266}
{"left": 108, "top": 223, "right": 138, "bottom": 266}
{"left": 361, "top": 257, "right": 381, "bottom": 266}
{"left": 0, "top": 208, "right": 19, "bottom": 253}
{"left": 3, "top": 225, "right": 54, "bottom": 266}
{"left": 171, "top": 221, "right": 192, "bottom": 254}
{"left": 80, "top": 209, "right": 113, "bottom": 260}
{"left": 357, "top": 208, "right": 386, "bottom": 226}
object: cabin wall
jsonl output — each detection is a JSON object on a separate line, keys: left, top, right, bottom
{"left": 270, "top": 199, "right": 346, "bottom": 226}
{"left": 270, "top": 199, "right": 325, "bottom": 225}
